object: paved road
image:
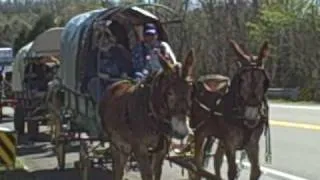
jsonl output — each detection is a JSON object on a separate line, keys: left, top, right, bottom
{"left": 1, "top": 103, "right": 320, "bottom": 180}
{"left": 270, "top": 103, "right": 320, "bottom": 125}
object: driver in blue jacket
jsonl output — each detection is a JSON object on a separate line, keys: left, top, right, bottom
{"left": 131, "top": 23, "right": 174, "bottom": 81}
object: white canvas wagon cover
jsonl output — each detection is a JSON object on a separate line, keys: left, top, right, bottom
{"left": 59, "top": 6, "right": 169, "bottom": 91}
{"left": 11, "top": 27, "right": 63, "bottom": 92}
{"left": 29, "top": 27, "right": 64, "bottom": 57}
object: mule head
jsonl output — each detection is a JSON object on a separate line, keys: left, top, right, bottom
{"left": 229, "top": 39, "right": 270, "bottom": 121}
{"left": 156, "top": 49, "right": 195, "bottom": 139}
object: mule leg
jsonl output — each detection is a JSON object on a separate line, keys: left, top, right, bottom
{"left": 152, "top": 139, "right": 169, "bottom": 180}
{"left": 225, "top": 144, "right": 238, "bottom": 180}
{"left": 246, "top": 143, "right": 261, "bottom": 180}
{"left": 214, "top": 141, "right": 224, "bottom": 179}
{"left": 135, "top": 148, "right": 153, "bottom": 180}
{"left": 111, "top": 145, "right": 129, "bottom": 180}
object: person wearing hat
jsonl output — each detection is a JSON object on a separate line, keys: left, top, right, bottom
{"left": 131, "top": 23, "right": 175, "bottom": 81}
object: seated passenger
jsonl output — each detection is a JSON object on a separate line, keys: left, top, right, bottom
{"left": 87, "top": 41, "right": 132, "bottom": 103}
{"left": 24, "top": 62, "right": 42, "bottom": 92}
{"left": 131, "top": 23, "right": 176, "bottom": 81}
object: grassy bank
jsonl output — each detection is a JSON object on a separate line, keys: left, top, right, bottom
{"left": 269, "top": 98, "right": 319, "bottom": 105}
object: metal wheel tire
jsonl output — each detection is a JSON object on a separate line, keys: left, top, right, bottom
{"left": 14, "top": 103, "right": 25, "bottom": 135}
{"left": 187, "top": 137, "right": 215, "bottom": 180}
{"left": 202, "top": 137, "right": 215, "bottom": 168}
{"left": 79, "top": 141, "right": 89, "bottom": 180}
{"left": 55, "top": 115, "right": 66, "bottom": 170}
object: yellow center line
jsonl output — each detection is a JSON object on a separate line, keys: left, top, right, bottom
{"left": 270, "top": 120, "right": 320, "bottom": 131}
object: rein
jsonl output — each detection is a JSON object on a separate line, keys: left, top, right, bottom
{"left": 147, "top": 71, "right": 169, "bottom": 123}
{"left": 194, "top": 97, "right": 223, "bottom": 116}
{"left": 230, "top": 65, "right": 269, "bottom": 118}
{"left": 142, "top": 71, "right": 173, "bottom": 136}
{"left": 192, "top": 97, "right": 223, "bottom": 131}
{"left": 144, "top": 70, "right": 173, "bottom": 153}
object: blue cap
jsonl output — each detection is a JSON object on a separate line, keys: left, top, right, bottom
{"left": 144, "top": 23, "right": 158, "bottom": 35}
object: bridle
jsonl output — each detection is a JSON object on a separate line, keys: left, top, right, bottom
{"left": 230, "top": 64, "right": 270, "bottom": 128}
{"left": 146, "top": 67, "right": 194, "bottom": 135}
{"left": 234, "top": 65, "right": 270, "bottom": 107}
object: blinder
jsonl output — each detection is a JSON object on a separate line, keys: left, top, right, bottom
{"left": 146, "top": 68, "right": 193, "bottom": 137}
{"left": 234, "top": 65, "right": 270, "bottom": 99}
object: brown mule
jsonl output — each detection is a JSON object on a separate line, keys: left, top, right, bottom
{"left": 99, "top": 49, "right": 196, "bottom": 180}
{"left": 190, "top": 40, "right": 270, "bottom": 180}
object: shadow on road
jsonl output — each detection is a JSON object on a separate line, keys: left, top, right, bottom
{"left": 0, "top": 168, "right": 112, "bottom": 180}
{"left": 39, "top": 144, "right": 81, "bottom": 158}
{"left": 17, "top": 133, "right": 52, "bottom": 145}
{"left": 17, "top": 133, "right": 81, "bottom": 157}
{"left": 18, "top": 144, "right": 49, "bottom": 156}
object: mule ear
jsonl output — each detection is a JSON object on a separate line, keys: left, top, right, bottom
{"left": 182, "top": 48, "right": 196, "bottom": 78}
{"left": 257, "top": 41, "right": 269, "bottom": 66}
{"left": 228, "top": 39, "right": 250, "bottom": 65}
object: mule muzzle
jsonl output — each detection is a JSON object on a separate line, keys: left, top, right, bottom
{"left": 169, "top": 115, "right": 192, "bottom": 140}
{"left": 243, "top": 105, "right": 265, "bottom": 128}
{"left": 244, "top": 106, "right": 261, "bottom": 121}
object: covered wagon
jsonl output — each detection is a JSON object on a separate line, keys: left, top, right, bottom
{"left": 59, "top": 4, "right": 181, "bottom": 136}
{"left": 11, "top": 27, "right": 63, "bottom": 138}
{"left": 55, "top": 3, "right": 183, "bottom": 176}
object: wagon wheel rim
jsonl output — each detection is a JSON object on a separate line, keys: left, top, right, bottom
{"left": 54, "top": 111, "right": 65, "bottom": 170}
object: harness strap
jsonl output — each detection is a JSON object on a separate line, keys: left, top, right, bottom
{"left": 192, "top": 98, "right": 223, "bottom": 131}
{"left": 194, "top": 98, "right": 223, "bottom": 116}
{"left": 148, "top": 71, "right": 165, "bottom": 120}
{"left": 145, "top": 71, "right": 174, "bottom": 153}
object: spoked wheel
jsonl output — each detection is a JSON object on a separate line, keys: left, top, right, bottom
{"left": 187, "top": 136, "right": 215, "bottom": 180}
{"left": 79, "top": 140, "right": 90, "bottom": 180}
{"left": 49, "top": 114, "right": 56, "bottom": 144}
{"left": 14, "top": 103, "right": 25, "bottom": 135}
{"left": 54, "top": 111, "right": 66, "bottom": 170}
{"left": 202, "top": 136, "right": 215, "bottom": 168}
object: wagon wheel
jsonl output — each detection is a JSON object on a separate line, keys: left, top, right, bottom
{"left": 46, "top": 88, "right": 66, "bottom": 170}
{"left": 47, "top": 113, "right": 56, "bottom": 144}
{"left": 54, "top": 110, "right": 66, "bottom": 170}
{"left": 79, "top": 140, "right": 90, "bottom": 180}
{"left": 202, "top": 136, "right": 215, "bottom": 168}
{"left": 187, "top": 137, "right": 215, "bottom": 180}
{"left": 13, "top": 102, "right": 25, "bottom": 135}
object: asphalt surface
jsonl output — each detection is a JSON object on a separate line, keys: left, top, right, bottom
{"left": 0, "top": 103, "right": 319, "bottom": 180}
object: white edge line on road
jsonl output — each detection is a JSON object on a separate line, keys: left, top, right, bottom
{"left": 235, "top": 159, "right": 309, "bottom": 180}
{"left": 23, "top": 164, "right": 30, "bottom": 171}
{"left": 270, "top": 103, "right": 320, "bottom": 110}
{"left": 20, "top": 159, "right": 30, "bottom": 171}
